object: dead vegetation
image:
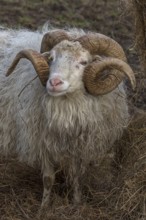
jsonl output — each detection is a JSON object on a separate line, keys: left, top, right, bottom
{"left": 121, "top": 0, "right": 146, "bottom": 75}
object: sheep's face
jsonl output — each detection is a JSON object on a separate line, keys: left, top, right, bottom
{"left": 46, "top": 40, "right": 92, "bottom": 96}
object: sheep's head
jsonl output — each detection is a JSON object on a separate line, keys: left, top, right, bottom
{"left": 6, "top": 30, "right": 136, "bottom": 96}
{"left": 44, "top": 40, "right": 93, "bottom": 96}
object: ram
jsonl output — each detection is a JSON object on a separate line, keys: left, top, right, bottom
{"left": 0, "top": 28, "right": 135, "bottom": 209}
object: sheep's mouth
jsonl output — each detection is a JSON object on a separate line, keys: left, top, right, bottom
{"left": 47, "top": 88, "right": 68, "bottom": 97}
{"left": 46, "top": 80, "right": 70, "bottom": 96}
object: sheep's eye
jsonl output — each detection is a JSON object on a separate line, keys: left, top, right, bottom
{"left": 80, "top": 61, "right": 88, "bottom": 66}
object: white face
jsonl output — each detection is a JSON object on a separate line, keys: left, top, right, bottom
{"left": 46, "top": 40, "right": 92, "bottom": 96}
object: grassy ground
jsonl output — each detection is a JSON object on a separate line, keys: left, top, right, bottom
{"left": 0, "top": 0, "right": 133, "bottom": 42}
{"left": 0, "top": 0, "right": 123, "bottom": 30}
{"left": 0, "top": 0, "right": 139, "bottom": 70}
{"left": 0, "top": 1, "right": 146, "bottom": 220}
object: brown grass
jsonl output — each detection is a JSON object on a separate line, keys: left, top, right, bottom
{"left": 121, "top": 0, "right": 146, "bottom": 75}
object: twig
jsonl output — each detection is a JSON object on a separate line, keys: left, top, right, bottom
{"left": 18, "top": 75, "right": 38, "bottom": 98}
{"left": 11, "top": 188, "right": 30, "bottom": 219}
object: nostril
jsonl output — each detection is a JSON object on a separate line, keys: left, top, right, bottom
{"left": 49, "top": 78, "right": 64, "bottom": 87}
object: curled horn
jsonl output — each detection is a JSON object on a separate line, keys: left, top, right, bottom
{"left": 40, "top": 30, "right": 72, "bottom": 53}
{"left": 77, "top": 33, "right": 127, "bottom": 61}
{"left": 6, "top": 49, "right": 49, "bottom": 86}
{"left": 76, "top": 33, "right": 135, "bottom": 95}
{"left": 83, "top": 57, "right": 136, "bottom": 96}
{"left": 6, "top": 31, "right": 72, "bottom": 86}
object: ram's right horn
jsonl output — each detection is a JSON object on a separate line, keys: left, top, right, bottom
{"left": 6, "top": 49, "right": 49, "bottom": 86}
{"left": 40, "top": 30, "right": 72, "bottom": 53}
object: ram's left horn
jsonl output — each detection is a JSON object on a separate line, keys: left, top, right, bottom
{"left": 83, "top": 57, "right": 136, "bottom": 96}
{"left": 77, "top": 33, "right": 127, "bottom": 61}
{"left": 6, "top": 49, "right": 49, "bottom": 86}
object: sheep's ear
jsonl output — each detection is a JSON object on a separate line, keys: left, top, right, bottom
{"left": 92, "top": 55, "right": 104, "bottom": 62}
{"left": 42, "top": 52, "right": 54, "bottom": 64}
{"left": 6, "top": 49, "right": 49, "bottom": 86}
{"left": 83, "top": 57, "right": 136, "bottom": 96}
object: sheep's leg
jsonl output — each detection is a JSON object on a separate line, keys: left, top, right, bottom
{"left": 73, "top": 175, "right": 81, "bottom": 204}
{"left": 41, "top": 165, "right": 55, "bottom": 208}
{"left": 38, "top": 166, "right": 55, "bottom": 218}
{"left": 70, "top": 159, "right": 82, "bottom": 205}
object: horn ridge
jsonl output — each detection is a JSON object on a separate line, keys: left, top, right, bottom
{"left": 40, "top": 30, "right": 72, "bottom": 53}
{"left": 6, "top": 49, "right": 49, "bottom": 86}
{"left": 83, "top": 57, "right": 136, "bottom": 96}
{"left": 77, "top": 33, "right": 127, "bottom": 61}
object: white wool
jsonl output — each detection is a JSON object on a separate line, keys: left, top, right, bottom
{"left": 0, "top": 27, "right": 129, "bottom": 178}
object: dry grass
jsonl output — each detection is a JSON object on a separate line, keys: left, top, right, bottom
{"left": 121, "top": 0, "right": 146, "bottom": 75}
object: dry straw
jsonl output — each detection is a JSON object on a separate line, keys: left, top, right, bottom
{"left": 121, "top": 0, "right": 146, "bottom": 75}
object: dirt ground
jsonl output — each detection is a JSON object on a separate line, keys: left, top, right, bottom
{"left": 0, "top": 0, "right": 146, "bottom": 220}
{"left": 0, "top": 0, "right": 135, "bottom": 57}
